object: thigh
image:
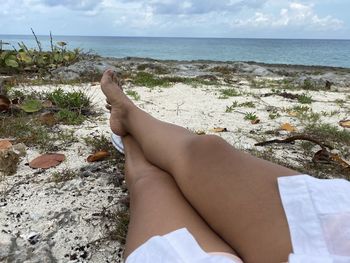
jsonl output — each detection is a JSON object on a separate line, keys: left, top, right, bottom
{"left": 175, "top": 135, "right": 298, "bottom": 263}
{"left": 124, "top": 167, "right": 237, "bottom": 258}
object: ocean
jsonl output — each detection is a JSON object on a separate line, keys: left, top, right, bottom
{"left": 1, "top": 35, "right": 350, "bottom": 68}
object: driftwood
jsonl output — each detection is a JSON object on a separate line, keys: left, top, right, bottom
{"left": 256, "top": 135, "right": 349, "bottom": 170}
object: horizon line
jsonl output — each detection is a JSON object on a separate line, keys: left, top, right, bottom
{"left": 0, "top": 33, "right": 349, "bottom": 41}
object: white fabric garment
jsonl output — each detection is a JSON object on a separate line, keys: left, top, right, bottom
{"left": 278, "top": 175, "right": 350, "bottom": 263}
{"left": 125, "top": 228, "right": 240, "bottom": 263}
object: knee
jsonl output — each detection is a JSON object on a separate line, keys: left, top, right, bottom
{"left": 186, "top": 134, "right": 229, "bottom": 155}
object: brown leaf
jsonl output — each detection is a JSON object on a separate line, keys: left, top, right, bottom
{"left": 330, "top": 154, "right": 350, "bottom": 169}
{"left": 339, "top": 120, "right": 350, "bottom": 128}
{"left": 280, "top": 123, "right": 297, "bottom": 132}
{"left": 251, "top": 119, "right": 261, "bottom": 125}
{"left": 87, "top": 151, "right": 110, "bottom": 162}
{"left": 210, "top": 127, "right": 228, "bottom": 133}
{"left": 0, "top": 95, "right": 11, "bottom": 112}
{"left": 29, "top": 153, "right": 65, "bottom": 169}
{"left": 39, "top": 112, "right": 57, "bottom": 126}
{"left": 287, "top": 111, "right": 298, "bottom": 117}
{"left": 195, "top": 130, "right": 206, "bottom": 135}
{"left": 0, "top": 140, "right": 12, "bottom": 150}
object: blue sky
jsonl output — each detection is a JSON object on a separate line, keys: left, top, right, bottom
{"left": 1, "top": 0, "right": 349, "bottom": 39}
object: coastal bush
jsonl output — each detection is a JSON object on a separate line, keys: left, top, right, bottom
{"left": 220, "top": 88, "right": 239, "bottom": 98}
{"left": 304, "top": 123, "right": 350, "bottom": 146}
{"left": 46, "top": 88, "right": 91, "bottom": 111}
{"left": 297, "top": 93, "right": 312, "bottom": 104}
{"left": 0, "top": 30, "right": 81, "bottom": 74}
{"left": 133, "top": 72, "right": 171, "bottom": 88}
{"left": 126, "top": 90, "right": 141, "bottom": 101}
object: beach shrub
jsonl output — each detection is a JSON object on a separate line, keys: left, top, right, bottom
{"left": 297, "top": 93, "right": 312, "bottom": 104}
{"left": 220, "top": 88, "right": 240, "bottom": 98}
{"left": 46, "top": 88, "right": 91, "bottom": 111}
{"left": 0, "top": 30, "right": 81, "bottom": 74}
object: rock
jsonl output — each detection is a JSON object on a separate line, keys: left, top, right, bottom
{"left": 51, "top": 59, "right": 117, "bottom": 81}
{"left": 27, "top": 232, "right": 40, "bottom": 245}
{"left": 0, "top": 233, "right": 14, "bottom": 259}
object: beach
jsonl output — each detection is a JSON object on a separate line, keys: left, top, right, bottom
{"left": 1, "top": 56, "right": 350, "bottom": 262}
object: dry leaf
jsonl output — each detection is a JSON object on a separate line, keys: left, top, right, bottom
{"left": 29, "top": 153, "right": 65, "bottom": 169}
{"left": 0, "top": 95, "right": 11, "bottom": 112}
{"left": 330, "top": 154, "right": 350, "bottom": 169}
{"left": 339, "top": 120, "right": 350, "bottom": 128}
{"left": 287, "top": 111, "right": 298, "bottom": 117}
{"left": 0, "top": 140, "right": 12, "bottom": 151}
{"left": 280, "top": 123, "right": 297, "bottom": 132}
{"left": 210, "top": 127, "right": 228, "bottom": 133}
{"left": 87, "top": 151, "right": 110, "bottom": 162}
{"left": 39, "top": 112, "right": 56, "bottom": 126}
{"left": 195, "top": 130, "right": 206, "bottom": 135}
{"left": 251, "top": 119, "right": 261, "bottom": 124}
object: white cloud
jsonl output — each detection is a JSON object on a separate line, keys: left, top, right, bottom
{"left": 232, "top": 2, "right": 344, "bottom": 31}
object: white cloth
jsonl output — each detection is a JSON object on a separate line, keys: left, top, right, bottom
{"left": 278, "top": 175, "right": 350, "bottom": 263}
{"left": 125, "top": 228, "right": 239, "bottom": 263}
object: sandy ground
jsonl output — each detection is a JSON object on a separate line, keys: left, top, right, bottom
{"left": 0, "top": 75, "right": 349, "bottom": 262}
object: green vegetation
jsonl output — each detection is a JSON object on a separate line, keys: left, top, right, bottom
{"left": 51, "top": 169, "right": 78, "bottom": 183}
{"left": 225, "top": 101, "right": 239, "bottom": 112}
{"left": 46, "top": 88, "right": 91, "bottom": 111}
{"left": 219, "top": 88, "right": 239, "bottom": 99}
{"left": 297, "top": 93, "right": 313, "bottom": 104}
{"left": 225, "top": 101, "right": 256, "bottom": 112}
{"left": 244, "top": 112, "right": 258, "bottom": 121}
{"left": 268, "top": 111, "right": 281, "bottom": 120}
{"left": 304, "top": 123, "right": 350, "bottom": 146}
{"left": 132, "top": 72, "right": 172, "bottom": 88}
{"left": 132, "top": 72, "right": 219, "bottom": 88}
{"left": 0, "top": 115, "right": 78, "bottom": 151}
{"left": 126, "top": 90, "right": 141, "bottom": 101}
{"left": 56, "top": 109, "right": 86, "bottom": 125}
{"left": 0, "top": 30, "right": 81, "bottom": 74}
{"left": 137, "top": 63, "right": 169, "bottom": 74}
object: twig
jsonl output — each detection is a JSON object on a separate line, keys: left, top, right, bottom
{"left": 31, "top": 28, "right": 42, "bottom": 52}
{"left": 50, "top": 31, "right": 54, "bottom": 53}
{"left": 255, "top": 135, "right": 333, "bottom": 150}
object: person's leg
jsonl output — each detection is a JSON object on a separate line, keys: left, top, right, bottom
{"left": 122, "top": 135, "right": 236, "bottom": 258}
{"left": 102, "top": 70, "right": 296, "bottom": 263}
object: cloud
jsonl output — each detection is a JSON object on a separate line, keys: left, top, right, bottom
{"left": 40, "top": 0, "right": 101, "bottom": 10}
{"left": 232, "top": 2, "right": 344, "bottom": 30}
{"left": 118, "top": 0, "right": 268, "bottom": 15}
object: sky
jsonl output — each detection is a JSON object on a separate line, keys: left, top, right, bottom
{"left": 1, "top": 0, "right": 349, "bottom": 39}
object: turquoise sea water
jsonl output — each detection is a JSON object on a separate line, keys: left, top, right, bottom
{"left": 1, "top": 35, "right": 350, "bottom": 68}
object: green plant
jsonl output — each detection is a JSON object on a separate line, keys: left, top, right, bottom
{"left": 126, "top": 90, "right": 141, "bottom": 101}
{"left": 46, "top": 88, "right": 91, "bottom": 111}
{"left": 239, "top": 101, "right": 255, "bottom": 108}
{"left": 297, "top": 93, "right": 312, "bottom": 104}
{"left": 220, "top": 88, "right": 239, "bottom": 98}
{"left": 269, "top": 111, "right": 281, "bottom": 120}
{"left": 225, "top": 101, "right": 239, "bottom": 112}
{"left": 51, "top": 169, "right": 78, "bottom": 183}
{"left": 244, "top": 112, "right": 258, "bottom": 121}
{"left": 56, "top": 109, "right": 86, "bottom": 125}
{"left": 0, "top": 30, "right": 81, "bottom": 74}
{"left": 132, "top": 72, "right": 171, "bottom": 88}
{"left": 304, "top": 123, "right": 350, "bottom": 146}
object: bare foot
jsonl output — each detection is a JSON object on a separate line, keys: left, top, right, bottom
{"left": 101, "top": 69, "right": 133, "bottom": 136}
